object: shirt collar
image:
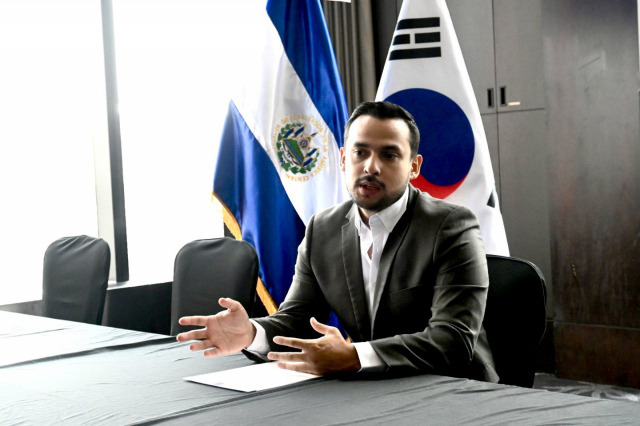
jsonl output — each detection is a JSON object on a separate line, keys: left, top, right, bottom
{"left": 354, "top": 186, "right": 409, "bottom": 234}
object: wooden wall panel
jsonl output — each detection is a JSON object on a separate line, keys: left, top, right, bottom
{"left": 543, "top": 0, "right": 640, "bottom": 383}
{"left": 555, "top": 323, "right": 640, "bottom": 387}
{"left": 543, "top": 0, "right": 640, "bottom": 327}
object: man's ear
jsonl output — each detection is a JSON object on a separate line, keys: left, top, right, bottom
{"left": 339, "top": 147, "right": 346, "bottom": 172}
{"left": 409, "top": 154, "right": 423, "bottom": 180}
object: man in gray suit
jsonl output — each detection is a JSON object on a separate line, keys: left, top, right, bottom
{"left": 178, "top": 101, "right": 498, "bottom": 382}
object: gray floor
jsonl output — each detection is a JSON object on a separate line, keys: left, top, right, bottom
{"left": 533, "top": 373, "right": 640, "bottom": 403}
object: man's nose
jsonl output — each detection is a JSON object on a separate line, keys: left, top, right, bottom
{"left": 364, "top": 155, "right": 381, "bottom": 175}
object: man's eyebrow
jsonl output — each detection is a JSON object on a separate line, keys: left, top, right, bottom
{"left": 351, "top": 142, "right": 370, "bottom": 148}
{"left": 351, "top": 142, "right": 402, "bottom": 151}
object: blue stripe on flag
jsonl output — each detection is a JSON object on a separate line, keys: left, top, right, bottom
{"left": 214, "top": 101, "right": 305, "bottom": 305}
{"left": 267, "top": 0, "right": 348, "bottom": 147}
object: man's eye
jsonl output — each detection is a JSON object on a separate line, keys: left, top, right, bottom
{"left": 384, "top": 153, "right": 398, "bottom": 159}
{"left": 353, "top": 150, "right": 363, "bottom": 156}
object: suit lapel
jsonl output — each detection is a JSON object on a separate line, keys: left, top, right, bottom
{"left": 342, "top": 205, "right": 371, "bottom": 341}
{"left": 370, "top": 187, "right": 418, "bottom": 334}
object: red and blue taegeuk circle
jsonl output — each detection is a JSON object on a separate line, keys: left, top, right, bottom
{"left": 385, "top": 88, "right": 474, "bottom": 199}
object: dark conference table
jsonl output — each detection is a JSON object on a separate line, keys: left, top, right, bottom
{"left": 2, "top": 310, "right": 640, "bottom": 425}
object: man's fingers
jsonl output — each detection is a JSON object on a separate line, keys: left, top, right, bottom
{"left": 176, "top": 327, "right": 209, "bottom": 342}
{"left": 267, "top": 350, "right": 306, "bottom": 363}
{"left": 176, "top": 330, "right": 196, "bottom": 342}
{"left": 309, "top": 317, "right": 334, "bottom": 335}
{"left": 186, "top": 339, "right": 210, "bottom": 352}
{"left": 178, "top": 315, "right": 208, "bottom": 326}
{"left": 203, "top": 347, "right": 223, "bottom": 357}
{"left": 272, "top": 335, "right": 310, "bottom": 349}
{"left": 218, "top": 297, "right": 237, "bottom": 310}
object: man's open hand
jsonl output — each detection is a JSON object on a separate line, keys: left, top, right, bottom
{"left": 267, "top": 317, "right": 361, "bottom": 375}
{"left": 176, "top": 298, "right": 255, "bottom": 357}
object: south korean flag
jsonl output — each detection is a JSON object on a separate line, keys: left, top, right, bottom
{"left": 376, "top": 0, "right": 509, "bottom": 256}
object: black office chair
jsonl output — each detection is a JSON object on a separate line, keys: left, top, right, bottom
{"left": 42, "top": 235, "right": 111, "bottom": 325}
{"left": 483, "top": 254, "right": 547, "bottom": 387}
{"left": 170, "top": 238, "right": 260, "bottom": 336}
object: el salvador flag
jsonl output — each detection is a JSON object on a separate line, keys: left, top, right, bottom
{"left": 376, "top": 0, "right": 509, "bottom": 256}
{"left": 213, "top": 0, "right": 349, "bottom": 313}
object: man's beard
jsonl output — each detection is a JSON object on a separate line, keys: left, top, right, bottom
{"left": 349, "top": 175, "right": 408, "bottom": 213}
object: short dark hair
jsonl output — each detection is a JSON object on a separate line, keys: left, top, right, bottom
{"left": 343, "top": 101, "right": 420, "bottom": 157}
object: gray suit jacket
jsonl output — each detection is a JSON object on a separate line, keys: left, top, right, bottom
{"left": 255, "top": 186, "right": 499, "bottom": 382}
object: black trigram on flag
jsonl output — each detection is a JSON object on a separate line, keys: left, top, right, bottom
{"left": 390, "top": 17, "right": 441, "bottom": 61}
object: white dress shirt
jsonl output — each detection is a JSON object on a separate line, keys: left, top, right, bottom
{"left": 248, "top": 187, "right": 409, "bottom": 372}
{"left": 351, "top": 187, "right": 409, "bottom": 371}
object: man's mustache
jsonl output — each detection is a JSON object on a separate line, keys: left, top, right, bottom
{"left": 355, "top": 176, "right": 385, "bottom": 189}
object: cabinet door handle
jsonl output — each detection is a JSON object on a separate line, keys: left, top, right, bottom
{"left": 499, "top": 86, "right": 522, "bottom": 107}
{"left": 487, "top": 88, "right": 494, "bottom": 108}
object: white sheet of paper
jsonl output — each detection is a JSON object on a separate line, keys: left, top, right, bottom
{"left": 184, "top": 362, "right": 319, "bottom": 392}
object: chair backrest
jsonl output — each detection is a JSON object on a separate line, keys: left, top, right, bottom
{"left": 42, "top": 235, "right": 111, "bottom": 325}
{"left": 170, "top": 238, "right": 259, "bottom": 336}
{"left": 483, "top": 254, "right": 547, "bottom": 387}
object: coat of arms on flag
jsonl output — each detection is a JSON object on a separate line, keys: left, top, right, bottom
{"left": 275, "top": 116, "right": 328, "bottom": 181}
